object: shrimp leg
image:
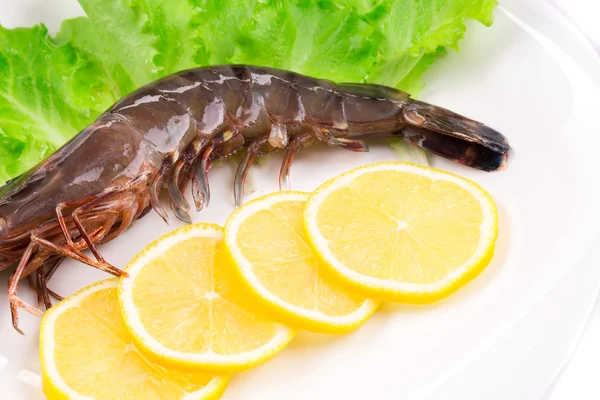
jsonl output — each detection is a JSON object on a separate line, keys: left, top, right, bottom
{"left": 45, "top": 256, "right": 63, "bottom": 280}
{"left": 234, "top": 136, "right": 275, "bottom": 207}
{"left": 72, "top": 171, "right": 151, "bottom": 265}
{"left": 151, "top": 155, "right": 174, "bottom": 224}
{"left": 36, "top": 267, "right": 52, "bottom": 310}
{"left": 169, "top": 138, "right": 206, "bottom": 223}
{"left": 55, "top": 198, "right": 100, "bottom": 260}
{"left": 193, "top": 143, "right": 214, "bottom": 211}
{"left": 44, "top": 256, "right": 65, "bottom": 301}
{"left": 169, "top": 159, "right": 193, "bottom": 223}
{"left": 55, "top": 196, "right": 121, "bottom": 272}
{"left": 312, "top": 126, "right": 368, "bottom": 152}
{"left": 9, "top": 178, "right": 147, "bottom": 332}
{"left": 31, "top": 236, "right": 122, "bottom": 276}
{"left": 31, "top": 255, "right": 66, "bottom": 302}
{"left": 192, "top": 130, "right": 236, "bottom": 211}
{"left": 24, "top": 262, "right": 54, "bottom": 309}
{"left": 8, "top": 242, "right": 46, "bottom": 334}
{"left": 72, "top": 198, "right": 133, "bottom": 256}
{"left": 30, "top": 177, "right": 149, "bottom": 277}
{"left": 26, "top": 275, "right": 35, "bottom": 292}
{"left": 279, "top": 132, "right": 316, "bottom": 190}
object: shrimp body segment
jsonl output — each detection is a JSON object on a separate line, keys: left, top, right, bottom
{"left": 0, "top": 65, "right": 511, "bottom": 333}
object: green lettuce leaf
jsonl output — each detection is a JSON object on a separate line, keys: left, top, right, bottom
{"left": 55, "top": 0, "right": 159, "bottom": 99}
{"left": 0, "top": 0, "right": 498, "bottom": 185}
{"left": 0, "top": 25, "right": 99, "bottom": 181}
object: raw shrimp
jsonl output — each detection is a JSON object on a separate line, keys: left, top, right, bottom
{"left": 0, "top": 65, "right": 511, "bottom": 333}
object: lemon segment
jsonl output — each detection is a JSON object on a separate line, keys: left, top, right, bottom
{"left": 118, "top": 223, "right": 295, "bottom": 372}
{"left": 224, "top": 191, "right": 379, "bottom": 334}
{"left": 303, "top": 162, "right": 498, "bottom": 302}
{"left": 40, "top": 279, "right": 229, "bottom": 400}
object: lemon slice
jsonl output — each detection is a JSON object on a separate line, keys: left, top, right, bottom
{"left": 40, "top": 279, "right": 229, "bottom": 400}
{"left": 224, "top": 191, "right": 379, "bottom": 334}
{"left": 303, "top": 162, "right": 498, "bottom": 302}
{"left": 118, "top": 223, "right": 295, "bottom": 372}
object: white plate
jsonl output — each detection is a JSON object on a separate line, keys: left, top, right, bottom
{"left": 1, "top": 1, "right": 600, "bottom": 399}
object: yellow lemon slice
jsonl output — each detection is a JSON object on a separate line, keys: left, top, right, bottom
{"left": 118, "top": 223, "right": 295, "bottom": 372}
{"left": 224, "top": 191, "right": 379, "bottom": 334}
{"left": 40, "top": 279, "right": 229, "bottom": 400}
{"left": 303, "top": 162, "right": 498, "bottom": 302}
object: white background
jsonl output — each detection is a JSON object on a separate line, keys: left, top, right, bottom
{"left": 0, "top": 1, "right": 598, "bottom": 399}
{"left": 544, "top": 2, "right": 600, "bottom": 400}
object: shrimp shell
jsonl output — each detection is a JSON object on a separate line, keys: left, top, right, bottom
{"left": 0, "top": 65, "right": 511, "bottom": 333}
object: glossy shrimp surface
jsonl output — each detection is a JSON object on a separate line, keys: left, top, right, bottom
{"left": 0, "top": 65, "right": 511, "bottom": 333}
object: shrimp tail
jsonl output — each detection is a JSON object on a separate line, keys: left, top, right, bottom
{"left": 402, "top": 100, "right": 511, "bottom": 171}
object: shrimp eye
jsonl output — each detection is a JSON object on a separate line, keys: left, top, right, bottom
{"left": 0, "top": 217, "right": 6, "bottom": 237}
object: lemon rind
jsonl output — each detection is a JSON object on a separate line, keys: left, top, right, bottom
{"left": 303, "top": 162, "right": 498, "bottom": 302}
{"left": 225, "top": 191, "right": 379, "bottom": 333}
{"left": 40, "top": 278, "right": 230, "bottom": 400}
{"left": 118, "top": 223, "right": 295, "bottom": 372}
